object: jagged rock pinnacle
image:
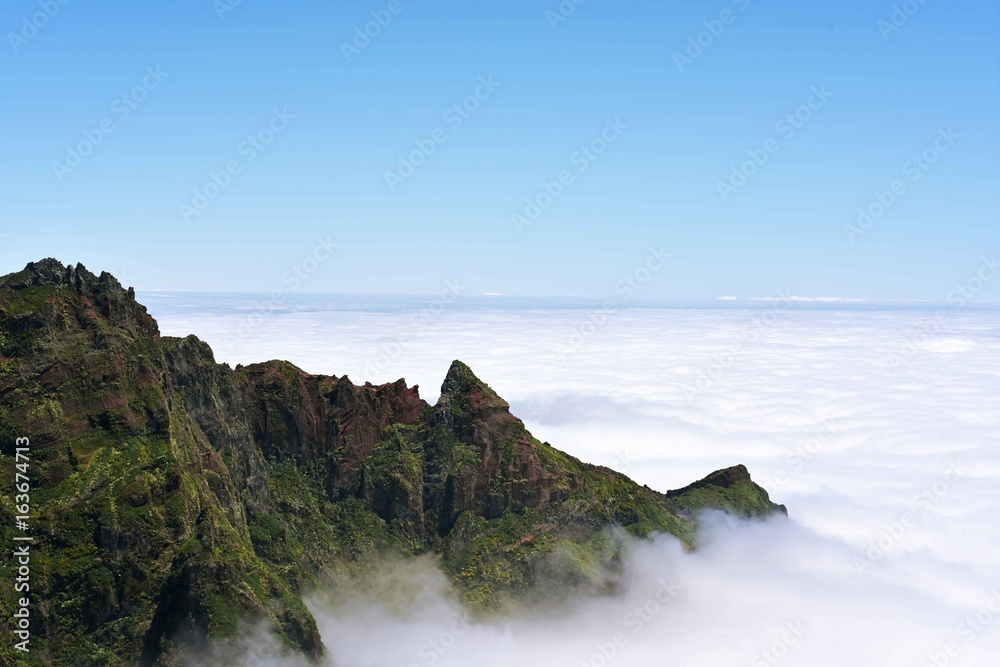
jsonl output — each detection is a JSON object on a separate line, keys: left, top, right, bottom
{"left": 439, "top": 360, "right": 510, "bottom": 410}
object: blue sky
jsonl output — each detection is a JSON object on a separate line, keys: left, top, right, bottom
{"left": 1, "top": 0, "right": 997, "bottom": 299}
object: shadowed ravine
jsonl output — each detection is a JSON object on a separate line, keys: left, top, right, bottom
{"left": 0, "top": 259, "right": 785, "bottom": 666}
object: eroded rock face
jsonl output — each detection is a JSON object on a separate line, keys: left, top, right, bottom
{"left": 429, "top": 360, "right": 582, "bottom": 530}
{"left": 0, "top": 259, "right": 786, "bottom": 666}
{"left": 235, "top": 361, "right": 426, "bottom": 500}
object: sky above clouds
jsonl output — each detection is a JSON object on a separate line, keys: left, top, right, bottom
{"left": 1, "top": 0, "right": 998, "bottom": 298}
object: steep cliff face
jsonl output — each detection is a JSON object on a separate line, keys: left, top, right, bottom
{"left": 0, "top": 260, "right": 322, "bottom": 666}
{"left": 234, "top": 359, "right": 425, "bottom": 500}
{"left": 0, "top": 260, "right": 786, "bottom": 666}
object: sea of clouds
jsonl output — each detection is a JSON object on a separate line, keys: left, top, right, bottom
{"left": 144, "top": 293, "right": 1000, "bottom": 667}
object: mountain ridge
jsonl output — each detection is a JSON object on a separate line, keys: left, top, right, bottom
{"left": 0, "top": 259, "right": 785, "bottom": 666}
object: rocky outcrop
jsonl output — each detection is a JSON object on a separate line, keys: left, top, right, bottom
{"left": 428, "top": 360, "right": 582, "bottom": 531}
{"left": 665, "top": 464, "right": 788, "bottom": 518}
{"left": 0, "top": 260, "right": 786, "bottom": 666}
{"left": 235, "top": 360, "right": 425, "bottom": 499}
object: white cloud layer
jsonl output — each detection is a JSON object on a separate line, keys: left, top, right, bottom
{"left": 146, "top": 294, "right": 1000, "bottom": 666}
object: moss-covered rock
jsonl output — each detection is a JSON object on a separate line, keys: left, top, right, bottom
{"left": 0, "top": 260, "right": 786, "bottom": 665}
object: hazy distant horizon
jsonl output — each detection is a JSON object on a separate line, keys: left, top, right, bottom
{"left": 139, "top": 290, "right": 1000, "bottom": 306}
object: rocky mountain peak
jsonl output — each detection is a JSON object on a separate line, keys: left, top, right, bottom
{"left": 0, "top": 258, "right": 157, "bottom": 337}
{"left": 0, "top": 260, "right": 786, "bottom": 666}
{"left": 5, "top": 258, "right": 121, "bottom": 292}
{"left": 665, "top": 464, "right": 787, "bottom": 517}
{"left": 438, "top": 359, "right": 510, "bottom": 411}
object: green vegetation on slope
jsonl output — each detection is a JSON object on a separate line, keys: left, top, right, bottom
{"left": 0, "top": 260, "right": 785, "bottom": 665}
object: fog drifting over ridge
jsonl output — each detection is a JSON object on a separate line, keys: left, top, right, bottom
{"left": 145, "top": 295, "right": 1000, "bottom": 666}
